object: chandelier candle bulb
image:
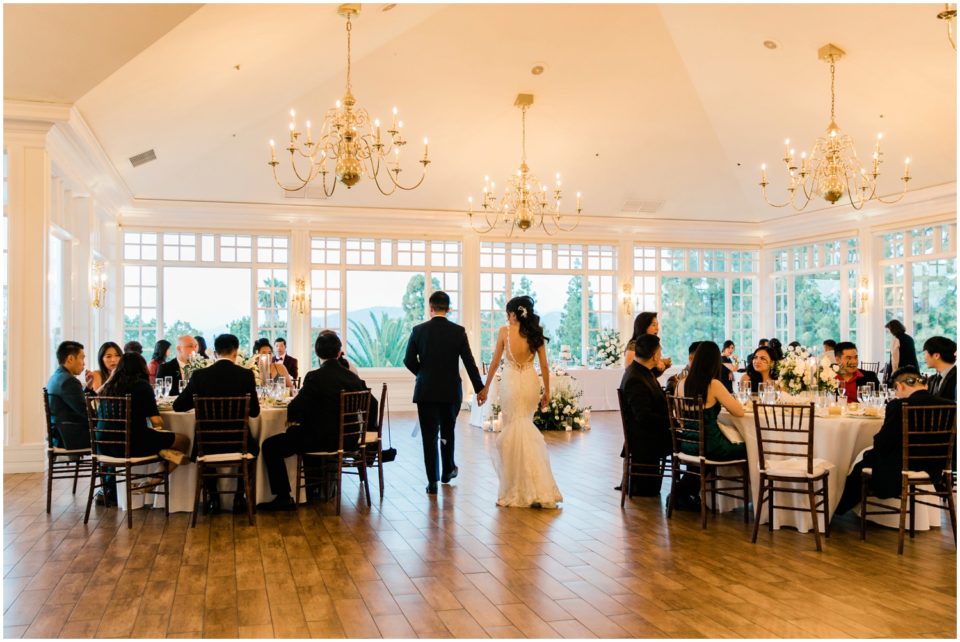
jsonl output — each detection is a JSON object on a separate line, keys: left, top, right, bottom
{"left": 306, "top": 120, "right": 312, "bottom": 142}
{"left": 904, "top": 157, "right": 911, "bottom": 178}
{"left": 269, "top": 140, "right": 276, "bottom": 162}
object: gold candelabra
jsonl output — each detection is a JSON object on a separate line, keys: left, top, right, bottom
{"left": 268, "top": 4, "right": 430, "bottom": 196}
{"left": 468, "top": 94, "right": 582, "bottom": 236}
{"left": 760, "top": 44, "right": 911, "bottom": 211}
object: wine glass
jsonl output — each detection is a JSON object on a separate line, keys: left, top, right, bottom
{"left": 178, "top": 379, "right": 187, "bottom": 395}
{"left": 154, "top": 382, "right": 164, "bottom": 401}
{"left": 737, "top": 380, "right": 752, "bottom": 404}
{"left": 163, "top": 376, "right": 173, "bottom": 398}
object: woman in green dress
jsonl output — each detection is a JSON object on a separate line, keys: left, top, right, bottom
{"left": 677, "top": 341, "right": 746, "bottom": 461}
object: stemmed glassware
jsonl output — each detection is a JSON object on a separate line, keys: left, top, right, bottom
{"left": 760, "top": 381, "right": 778, "bottom": 404}
{"left": 163, "top": 376, "right": 173, "bottom": 398}
{"left": 736, "top": 381, "right": 752, "bottom": 405}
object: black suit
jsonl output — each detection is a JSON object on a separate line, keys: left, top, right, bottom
{"left": 156, "top": 359, "right": 186, "bottom": 396}
{"left": 928, "top": 366, "right": 957, "bottom": 402}
{"left": 404, "top": 316, "right": 484, "bottom": 483}
{"left": 277, "top": 354, "right": 299, "bottom": 380}
{"left": 619, "top": 362, "right": 672, "bottom": 495}
{"left": 261, "top": 360, "right": 370, "bottom": 498}
{"left": 173, "top": 359, "right": 261, "bottom": 456}
{"left": 46, "top": 366, "right": 90, "bottom": 449}
{"left": 836, "top": 390, "right": 955, "bottom": 514}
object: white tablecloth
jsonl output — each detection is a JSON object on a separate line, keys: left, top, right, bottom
{"left": 715, "top": 410, "right": 948, "bottom": 532}
{"left": 118, "top": 407, "right": 292, "bottom": 512}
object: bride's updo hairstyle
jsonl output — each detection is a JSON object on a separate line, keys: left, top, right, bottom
{"left": 506, "top": 295, "right": 547, "bottom": 353}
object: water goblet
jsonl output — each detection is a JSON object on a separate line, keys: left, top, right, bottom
{"left": 154, "top": 382, "right": 164, "bottom": 401}
{"left": 179, "top": 380, "right": 187, "bottom": 395}
{"left": 163, "top": 376, "right": 173, "bottom": 398}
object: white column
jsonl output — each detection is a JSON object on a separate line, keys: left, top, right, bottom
{"left": 4, "top": 128, "right": 53, "bottom": 471}
{"left": 859, "top": 223, "right": 880, "bottom": 362}
{"left": 756, "top": 244, "right": 774, "bottom": 339}
{"left": 461, "top": 232, "right": 481, "bottom": 354}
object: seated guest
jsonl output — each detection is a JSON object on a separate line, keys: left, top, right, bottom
{"left": 741, "top": 345, "right": 777, "bottom": 393}
{"left": 767, "top": 337, "right": 784, "bottom": 361}
{"left": 835, "top": 341, "right": 881, "bottom": 403}
{"left": 86, "top": 341, "right": 122, "bottom": 391}
{"left": 257, "top": 332, "right": 370, "bottom": 512}
{"left": 274, "top": 337, "right": 299, "bottom": 380}
{"left": 173, "top": 333, "right": 260, "bottom": 514}
{"left": 666, "top": 341, "right": 701, "bottom": 396}
{"left": 787, "top": 340, "right": 802, "bottom": 350}
{"left": 821, "top": 339, "right": 837, "bottom": 364}
{"left": 618, "top": 334, "right": 673, "bottom": 497}
{"left": 319, "top": 329, "right": 360, "bottom": 375}
{"left": 834, "top": 366, "right": 955, "bottom": 516}
{"left": 47, "top": 341, "right": 91, "bottom": 451}
{"left": 720, "top": 340, "right": 738, "bottom": 392}
{"left": 157, "top": 335, "right": 198, "bottom": 396}
{"left": 757, "top": 338, "right": 769, "bottom": 348}
{"left": 253, "top": 338, "right": 293, "bottom": 388}
{"left": 148, "top": 340, "right": 171, "bottom": 385}
{"left": 123, "top": 341, "right": 143, "bottom": 355}
{"left": 97, "top": 352, "right": 190, "bottom": 470}
{"left": 923, "top": 336, "right": 957, "bottom": 402}
{"left": 194, "top": 336, "right": 209, "bottom": 359}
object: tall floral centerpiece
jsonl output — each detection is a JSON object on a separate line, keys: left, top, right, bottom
{"left": 776, "top": 345, "right": 817, "bottom": 397}
{"left": 182, "top": 353, "right": 213, "bottom": 381}
{"left": 534, "top": 387, "right": 591, "bottom": 431}
{"left": 814, "top": 355, "right": 842, "bottom": 393}
{"left": 238, "top": 351, "right": 263, "bottom": 385}
{"left": 594, "top": 328, "right": 623, "bottom": 368}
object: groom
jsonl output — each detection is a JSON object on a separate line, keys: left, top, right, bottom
{"left": 404, "top": 291, "right": 486, "bottom": 494}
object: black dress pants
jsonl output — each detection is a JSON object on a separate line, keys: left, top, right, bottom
{"left": 417, "top": 402, "right": 459, "bottom": 483}
{"left": 261, "top": 432, "right": 301, "bottom": 498}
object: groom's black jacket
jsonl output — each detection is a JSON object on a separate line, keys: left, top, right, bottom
{"left": 404, "top": 316, "right": 484, "bottom": 404}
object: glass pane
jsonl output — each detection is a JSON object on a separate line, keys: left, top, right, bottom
{"left": 793, "top": 272, "right": 841, "bottom": 348}
{"left": 659, "top": 276, "right": 725, "bottom": 364}
{"left": 913, "top": 259, "right": 957, "bottom": 342}
{"left": 163, "top": 267, "right": 252, "bottom": 350}
{"left": 514, "top": 273, "right": 586, "bottom": 363}
{"left": 345, "top": 271, "right": 425, "bottom": 367}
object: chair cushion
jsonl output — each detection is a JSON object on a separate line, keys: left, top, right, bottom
{"left": 761, "top": 457, "right": 831, "bottom": 478}
{"left": 303, "top": 451, "right": 339, "bottom": 457}
{"left": 365, "top": 432, "right": 380, "bottom": 443}
{"left": 96, "top": 454, "right": 159, "bottom": 465}
{"left": 50, "top": 447, "right": 91, "bottom": 455}
{"left": 861, "top": 467, "right": 931, "bottom": 480}
{"left": 197, "top": 452, "right": 254, "bottom": 463}
{"left": 676, "top": 452, "right": 748, "bottom": 466}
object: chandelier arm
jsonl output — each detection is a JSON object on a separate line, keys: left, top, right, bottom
{"left": 551, "top": 211, "right": 582, "bottom": 233}
{"left": 949, "top": 14, "right": 957, "bottom": 51}
{"left": 760, "top": 185, "right": 799, "bottom": 208}
{"left": 270, "top": 162, "right": 311, "bottom": 192}
{"left": 468, "top": 209, "right": 500, "bottom": 234}
{"left": 875, "top": 180, "right": 911, "bottom": 205}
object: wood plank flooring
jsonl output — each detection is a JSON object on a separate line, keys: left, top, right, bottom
{"left": 4, "top": 410, "right": 956, "bottom": 638}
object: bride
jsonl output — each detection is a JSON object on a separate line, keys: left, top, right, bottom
{"left": 479, "top": 296, "right": 563, "bottom": 509}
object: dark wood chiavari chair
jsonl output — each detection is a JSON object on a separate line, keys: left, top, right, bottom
{"left": 191, "top": 395, "right": 255, "bottom": 527}
{"left": 615, "top": 388, "right": 671, "bottom": 508}
{"left": 42, "top": 388, "right": 93, "bottom": 514}
{"left": 363, "top": 383, "right": 389, "bottom": 499}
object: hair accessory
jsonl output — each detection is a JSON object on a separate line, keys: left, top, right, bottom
{"left": 517, "top": 305, "right": 528, "bottom": 318}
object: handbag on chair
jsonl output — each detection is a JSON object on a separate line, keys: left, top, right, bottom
{"left": 381, "top": 390, "right": 397, "bottom": 462}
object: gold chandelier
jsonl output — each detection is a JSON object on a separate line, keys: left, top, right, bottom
{"left": 468, "top": 94, "right": 582, "bottom": 235}
{"left": 939, "top": 3, "right": 957, "bottom": 51}
{"left": 760, "top": 44, "right": 911, "bottom": 211}
{"left": 268, "top": 4, "right": 429, "bottom": 196}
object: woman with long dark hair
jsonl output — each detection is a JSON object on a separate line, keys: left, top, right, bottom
{"left": 97, "top": 352, "right": 190, "bottom": 466}
{"left": 86, "top": 341, "right": 122, "bottom": 391}
{"left": 479, "top": 295, "right": 562, "bottom": 509}
{"left": 678, "top": 341, "right": 745, "bottom": 461}
{"left": 885, "top": 319, "right": 918, "bottom": 371}
{"left": 623, "top": 311, "right": 672, "bottom": 372}
{"left": 194, "top": 336, "right": 209, "bottom": 359}
{"left": 741, "top": 345, "right": 778, "bottom": 393}
{"left": 148, "top": 339, "right": 171, "bottom": 385}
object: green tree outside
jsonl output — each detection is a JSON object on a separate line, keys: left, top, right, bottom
{"left": 659, "top": 277, "right": 725, "bottom": 362}
{"left": 226, "top": 316, "right": 252, "bottom": 352}
{"left": 793, "top": 273, "right": 841, "bottom": 349}
{"left": 555, "top": 275, "right": 597, "bottom": 363}
{"left": 347, "top": 312, "right": 408, "bottom": 367}
{"left": 163, "top": 319, "right": 202, "bottom": 344}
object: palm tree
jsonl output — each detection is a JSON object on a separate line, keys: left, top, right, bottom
{"left": 347, "top": 312, "right": 408, "bottom": 367}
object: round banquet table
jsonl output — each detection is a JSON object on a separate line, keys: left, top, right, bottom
{"left": 117, "top": 406, "right": 293, "bottom": 512}
{"left": 713, "top": 409, "right": 950, "bottom": 533}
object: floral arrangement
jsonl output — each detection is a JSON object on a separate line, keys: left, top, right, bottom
{"left": 594, "top": 328, "right": 623, "bottom": 368}
{"left": 182, "top": 353, "right": 213, "bottom": 380}
{"left": 775, "top": 345, "right": 841, "bottom": 396}
{"left": 551, "top": 365, "right": 569, "bottom": 377}
{"left": 534, "top": 387, "right": 591, "bottom": 431}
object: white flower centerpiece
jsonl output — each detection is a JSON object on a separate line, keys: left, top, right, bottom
{"left": 534, "top": 386, "right": 591, "bottom": 431}
{"left": 594, "top": 328, "right": 623, "bottom": 368}
{"left": 238, "top": 351, "right": 264, "bottom": 386}
{"left": 776, "top": 345, "right": 841, "bottom": 402}
{"left": 182, "top": 353, "right": 213, "bottom": 381}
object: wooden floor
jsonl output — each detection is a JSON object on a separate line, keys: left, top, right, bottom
{"left": 3, "top": 411, "right": 956, "bottom": 639}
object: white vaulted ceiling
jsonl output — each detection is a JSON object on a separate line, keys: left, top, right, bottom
{"left": 4, "top": 3, "right": 956, "bottom": 224}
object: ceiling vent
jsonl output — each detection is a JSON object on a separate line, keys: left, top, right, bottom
{"left": 620, "top": 199, "right": 663, "bottom": 214}
{"left": 128, "top": 149, "right": 157, "bottom": 168}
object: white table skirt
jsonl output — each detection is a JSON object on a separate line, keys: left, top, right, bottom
{"left": 117, "top": 407, "right": 292, "bottom": 512}
{"left": 714, "top": 410, "right": 949, "bottom": 532}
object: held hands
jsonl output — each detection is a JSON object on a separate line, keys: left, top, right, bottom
{"left": 476, "top": 387, "right": 488, "bottom": 406}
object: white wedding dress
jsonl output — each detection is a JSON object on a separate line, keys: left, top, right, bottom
{"left": 492, "top": 331, "right": 563, "bottom": 508}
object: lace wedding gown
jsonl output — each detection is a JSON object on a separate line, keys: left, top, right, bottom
{"left": 492, "top": 331, "right": 563, "bottom": 508}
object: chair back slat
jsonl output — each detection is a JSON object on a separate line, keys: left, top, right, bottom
{"left": 339, "top": 390, "right": 372, "bottom": 455}
{"left": 194, "top": 396, "right": 251, "bottom": 457}
{"left": 42, "top": 387, "right": 56, "bottom": 448}
{"left": 615, "top": 388, "right": 633, "bottom": 456}
{"left": 667, "top": 395, "right": 706, "bottom": 458}
{"left": 902, "top": 404, "right": 957, "bottom": 474}
{"left": 377, "top": 383, "right": 388, "bottom": 437}
{"left": 86, "top": 395, "right": 133, "bottom": 459}
{"left": 860, "top": 361, "right": 881, "bottom": 374}
{"left": 753, "top": 402, "right": 815, "bottom": 473}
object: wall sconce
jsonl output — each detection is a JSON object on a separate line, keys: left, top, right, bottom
{"left": 291, "top": 277, "right": 308, "bottom": 315}
{"left": 858, "top": 276, "right": 869, "bottom": 314}
{"left": 90, "top": 260, "right": 106, "bottom": 309}
{"left": 621, "top": 282, "right": 638, "bottom": 316}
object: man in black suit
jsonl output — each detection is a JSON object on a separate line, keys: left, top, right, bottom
{"left": 923, "top": 336, "right": 957, "bottom": 402}
{"left": 46, "top": 341, "right": 91, "bottom": 451}
{"left": 157, "top": 335, "right": 198, "bottom": 396}
{"left": 274, "top": 337, "right": 299, "bottom": 381}
{"left": 835, "top": 366, "right": 955, "bottom": 515}
{"left": 619, "top": 334, "right": 672, "bottom": 497}
{"left": 256, "top": 331, "right": 369, "bottom": 511}
{"left": 834, "top": 341, "right": 881, "bottom": 403}
{"left": 173, "top": 333, "right": 259, "bottom": 514}
{"left": 404, "top": 291, "right": 485, "bottom": 494}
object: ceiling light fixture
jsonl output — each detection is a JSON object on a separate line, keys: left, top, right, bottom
{"left": 760, "top": 43, "right": 911, "bottom": 211}
{"left": 467, "top": 94, "right": 582, "bottom": 236}
{"left": 938, "top": 3, "right": 957, "bottom": 50}
{"left": 268, "top": 3, "right": 429, "bottom": 196}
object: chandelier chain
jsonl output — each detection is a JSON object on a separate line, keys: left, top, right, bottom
{"left": 345, "top": 14, "right": 353, "bottom": 93}
{"left": 829, "top": 59, "right": 836, "bottom": 123}
{"left": 521, "top": 106, "right": 527, "bottom": 164}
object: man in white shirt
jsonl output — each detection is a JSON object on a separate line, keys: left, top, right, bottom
{"left": 157, "top": 335, "right": 198, "bottom": 396}
{"left": 923, "top": 336, "right": 957, "bottom": 402}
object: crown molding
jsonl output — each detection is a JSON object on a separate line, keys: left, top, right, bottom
{"left": 4, "top": 99, "right": 71, "bottom": 125}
